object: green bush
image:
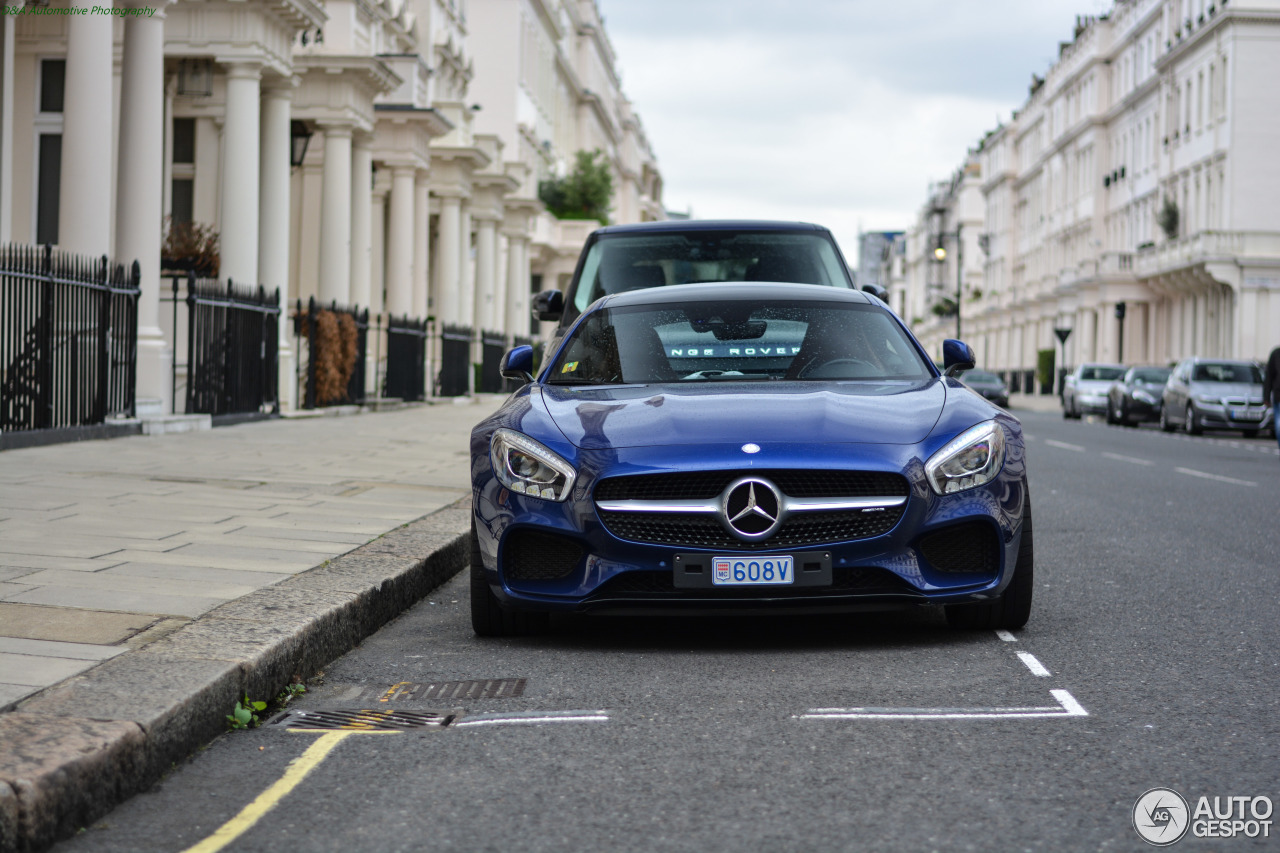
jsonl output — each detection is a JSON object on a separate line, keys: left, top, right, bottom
{"left": 1036, "top": 349, "right": 1055, "bottom": 392}
{"left": 538, "top": 149, "right": 614, "bottom": 225}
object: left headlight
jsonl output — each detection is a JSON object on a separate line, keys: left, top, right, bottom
{"left": 489, "top": 428, "right": 577, "bottom": 501}
{"left": 925, "top": 420, "right": 1007, "bottom": 496}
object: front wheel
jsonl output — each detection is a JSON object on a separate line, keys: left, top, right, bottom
{"left": 1185, "top": 404, "right": 1203, "bottom": 436}
{"left": 946, "top": 493, "right": 1034, "bottom": 630}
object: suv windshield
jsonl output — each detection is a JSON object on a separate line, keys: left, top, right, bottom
{"left": 1192, "top": 363, "right": 1262, "bottom": 383}
{"left": 1131, "top": 367, "right": 1171, "bottom": 384}
{"left": 571, "top": 231, "right": 852, "bottom": 314}
{"left": 547, "top": 299, "right": 929, "bottom": 385}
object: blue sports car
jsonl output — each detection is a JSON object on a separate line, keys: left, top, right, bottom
{"left": 469, "top": 283, "right": 1031, "bottom": 635}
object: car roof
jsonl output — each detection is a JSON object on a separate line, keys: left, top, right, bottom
{"left": 589, "top": 219, "right": 833, "bottom": 236}
{"left": 596, "top": 281, "right": 875, "bottom": 309}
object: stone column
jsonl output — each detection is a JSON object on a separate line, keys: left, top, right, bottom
{"left": 350, "top": 134, "right": 373, "bottom": 309}
{"left": 318, "top": 123, "right": 353, "bottom": 305}
{"left": 59, "top": 13, "right": 114, "bottom": 255}
{"left": 460, "top": 203, "right": 474, "bottom": 328}
{"left": 115, "top": 3, "right": 170, "bottom": 411}
{"left": 434, "top": 193, "right": 462, "bottom": 324}
{"left": 259, "top": 79, "right": 294, "bottom": 410}
{"left": 370, "top": 171, "right": 388, "bottom": 319}
{"left": 384, "top": 165, "right": 416, "bottom": 317}
{"left": 219, "top": 62, "right": 261, "bottom": 286}
{"left": 414, "top": 174, "right": 430, "bottom": 317}
{"left": 474, "top": 215, "right": 498, "bottom": 331}
{"left": 505, "top": 233, "right": 530, "bottom": 340}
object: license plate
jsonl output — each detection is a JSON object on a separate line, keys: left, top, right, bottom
{"left": 712, "top": 555, "right": 794, "bottom": 586}
{"left": 1230, "top": 408, "right": 1262, "bottom": 420}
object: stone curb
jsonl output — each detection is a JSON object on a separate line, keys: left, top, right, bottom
{"left": 0, "top": 496, "right": 472, "bottom": 853}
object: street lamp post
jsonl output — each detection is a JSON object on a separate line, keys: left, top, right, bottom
{"left": 932, "top": 225, "right": 963, "bottom": 340}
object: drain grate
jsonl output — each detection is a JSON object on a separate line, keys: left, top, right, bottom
{"left": 373, "top": 679, "right": 526, "bottom": 703}
{"left": 268, "top": 708, "right": 455, "bottom": 731}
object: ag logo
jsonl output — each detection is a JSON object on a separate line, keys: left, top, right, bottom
{"left": 1133, "top": 788, "right": 1190, "bottom": 846}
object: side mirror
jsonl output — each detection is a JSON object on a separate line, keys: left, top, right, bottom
{"left": 861, "top": 283, "right": 888, "bottom": 302}
{"left": 500, "top": 345, "right": 535, "bottom": 385}
{"left": 942, "top": 339, "right": 975, "bottom": 377}
{"left": 531, "top": 290, "right": 564, "bottom": 322}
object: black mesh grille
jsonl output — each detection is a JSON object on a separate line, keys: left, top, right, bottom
{"left": 587, "top": 567, "right": 915, "bottom": 600}
{"left": 594, "top": 469, "right": 909, "bottom": 501}
{"left": 917, "top": 522, "right": 999, "bottom": 574}
{"left": 503, "top": 529, "right": 585, "bottom": 581}
{"left": 597, "top": 505, "right": 905, "bottom": 550}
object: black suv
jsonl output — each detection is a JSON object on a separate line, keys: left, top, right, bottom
{"left": 531, "top": 220, "right": 859, "bottom": 363}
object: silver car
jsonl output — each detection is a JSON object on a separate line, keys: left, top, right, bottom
{"left": 1160, "top": 358, "right": 1273, "bottom": 436}
{"left": 1062, "top": 362, "right": 1126, "bottom": 419}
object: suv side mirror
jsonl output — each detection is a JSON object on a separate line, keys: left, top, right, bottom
{"left": 942, "top": 339, "right": 976, "bottom": 377}
{"left": 532, "top": 290, "right": 564, "bottom": 322}
{"left": 500, "top": 345, "right": 535, "bottom": 385}
{"left": 861, "top": 283, "right": 888, "bottom": 302}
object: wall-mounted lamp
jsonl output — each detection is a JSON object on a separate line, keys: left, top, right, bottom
{"left": 177, "top": 59, "right": 213, "bottom": 97}
{"left": 290, "top": 120, "right": 314, "bottom": 168}
{"left": 933, "top": 246, "right": 947, "bottom": 262}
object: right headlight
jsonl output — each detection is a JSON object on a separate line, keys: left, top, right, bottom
{"left": 489, "top": 428, "right": 577, "bottom": 501}
{"left": 925, "top": 420, "right": 1007, "bottom": 496}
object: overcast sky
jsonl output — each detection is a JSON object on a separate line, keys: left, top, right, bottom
{"left": 594, "top": 0, "right": 1112, "bottom": 265}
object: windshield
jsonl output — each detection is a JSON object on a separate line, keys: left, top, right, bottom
{"left": 961, "top": 370, "right": 1001, "bottom": 384}
{"left": 1192, "top": 362, "right": 1262, "bottom": 383}
{"left": 1131, "top": 368, "right": 1172, "bottom": 384}
{"left": 547, "top": 299, "right": 930, "bottom": 385}
{"left": 572, "top": 231, "right": 852, "bottom": 314}
{"left": 1080, "top": 366, "right": 1125, "bottom": 381}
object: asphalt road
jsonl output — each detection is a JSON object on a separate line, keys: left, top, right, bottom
{"left": 57, "top": 413, "right": 1280, "bottom": 852}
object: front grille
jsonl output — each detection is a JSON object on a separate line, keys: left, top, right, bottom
{"left": 595, "top": 469, "right": 909, "bottom": 501}
{"left": 503, "top": 529, "right": 585, "bottom": 581}
{"left": 587, "top": 567, "right": 915, "bottom": 600}
{"left": 598, "top": 506, "right": 905, "bottom": 550}
{"left": 917, "top": 522, "right": 1000, "bottom": 574}
{"left": 595, "top": 469, "right": 909, "bottom": 550}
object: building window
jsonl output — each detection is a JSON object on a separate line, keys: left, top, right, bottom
{"left": 39, "top": 59, "right": 65, "bottom": 114}
{"left": 171, "top": 117, "right": 195, "bottom": 224}
{"left": 36, "top": 135, "right": 61, "bottom": 245}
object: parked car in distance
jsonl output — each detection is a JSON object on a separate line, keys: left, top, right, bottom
{"left": 1062, "top": 363, "right": 1126, "bottom": 419}
{"left": 1106, "top": 365, "right": 1172, "bottom": 426}
{"left": 959, "top": 369, "right": 1009, "bottom": 408}
{"left": 1160, "top": 358, "right": 1273, "bottom": 436}
{"left": 530, "top": 220, "right": 858, "bottom": 365}
{"left": 473, "top": 282, "right": 1033, "bottom": 636}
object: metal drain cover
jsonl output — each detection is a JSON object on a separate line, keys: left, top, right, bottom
{"left": 268, "top": 708, "right": 455, "bottom": 731}
{"left": 372, "top": 679, "right": 526, "bottom": 702}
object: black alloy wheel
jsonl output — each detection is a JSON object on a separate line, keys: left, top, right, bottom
{"left": 1185, "top": 404, "right": 1203, "bottom": 436}
{"left": 945, "top": 492, "right": 1034, "bottom": 630}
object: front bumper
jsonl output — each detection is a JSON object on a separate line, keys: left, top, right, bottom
{"left": 472, "top": 440, "right": 1028, "bottom": 615}
{"left": 1191, "top": 402, "right": 1273, "bottom": 430}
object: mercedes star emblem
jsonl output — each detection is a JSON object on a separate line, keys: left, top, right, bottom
{"left": 721, "top": 477, "right": 783, "bottom": 540}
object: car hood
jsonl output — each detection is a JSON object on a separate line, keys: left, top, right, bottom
{"left": 536, "top": 381, "right": 946, "bottom": 449}
{"left": 1189, "top": 382, "right": 1262, "bottom": 399}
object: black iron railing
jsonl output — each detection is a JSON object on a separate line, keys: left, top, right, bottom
{"left": 173, "top": 274, "right": 280, "bottom": 418}
{"left": 384, "top": 314, "right": 428, "bottom": 402}
{"left": 479, "top": 329, "right": 506, "bottom": 393}
{"left": 294, "top": 297, "right": 369, "bottom": 408}
{"left": 1, "top": 244, "right": 139, "bottom": 433}
{"left": 438, "top": 323, "right": 472, "bottom": 397}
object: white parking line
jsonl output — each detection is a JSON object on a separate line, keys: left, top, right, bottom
{"left": 453, "top": 710, "right": 610, "bottom": 727}
{"left": 1044, "top": 439, "right": 1086, "bottom": 452}
{"left": 1101, "top": 451, "right": 1154, "bottom": 466}
{"left": 995, "top": 630, "right": 1017, "bottom": 642}
{"left": 796, "top": 689, "right": 1088, "bottom": 720}
{"left": 1017, "top": 652, "right": 1051, "bottom": 677}
{"left": 1174, "top": 467, "right": 1257, "bottom": 487}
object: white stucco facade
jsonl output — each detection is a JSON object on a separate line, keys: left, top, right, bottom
{"left": 891, "top": 0, "right": 1280, "bottom": 391}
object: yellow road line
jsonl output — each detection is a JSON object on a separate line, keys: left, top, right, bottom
{"left": 379, "top": 681, "right": 412, "bottom": 702}
{"left": 183, "top": 731, "right": 352, "bottom": 853}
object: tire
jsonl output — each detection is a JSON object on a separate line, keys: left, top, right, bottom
{"left": 1159, "top": 405, "right": 1175, "bottom": 432}
{"left": 1242, "top": 429, "right": 1259, "bottom": 439}
{"left": 946, "top": 492, "right": 1034, "bottom": 631}
{"left": 470, "top": 519, "right": 548, "bottom": 637}
{"left": 1185, "top": 404, "right": 1202, "bottom": 436}
{"left": 1105, "top": 399, "right": 1118, "bottom": 425}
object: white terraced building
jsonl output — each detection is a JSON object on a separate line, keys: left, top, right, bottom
{"left": 893, "top": 0, "right": 1280, "bottom": 392}
{"left": 0, "top": 0, "right": 662, "bottom": 412}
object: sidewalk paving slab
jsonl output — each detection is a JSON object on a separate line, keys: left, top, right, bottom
{"left": 0, "top": 400, "right": 497, "bottom": 852}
